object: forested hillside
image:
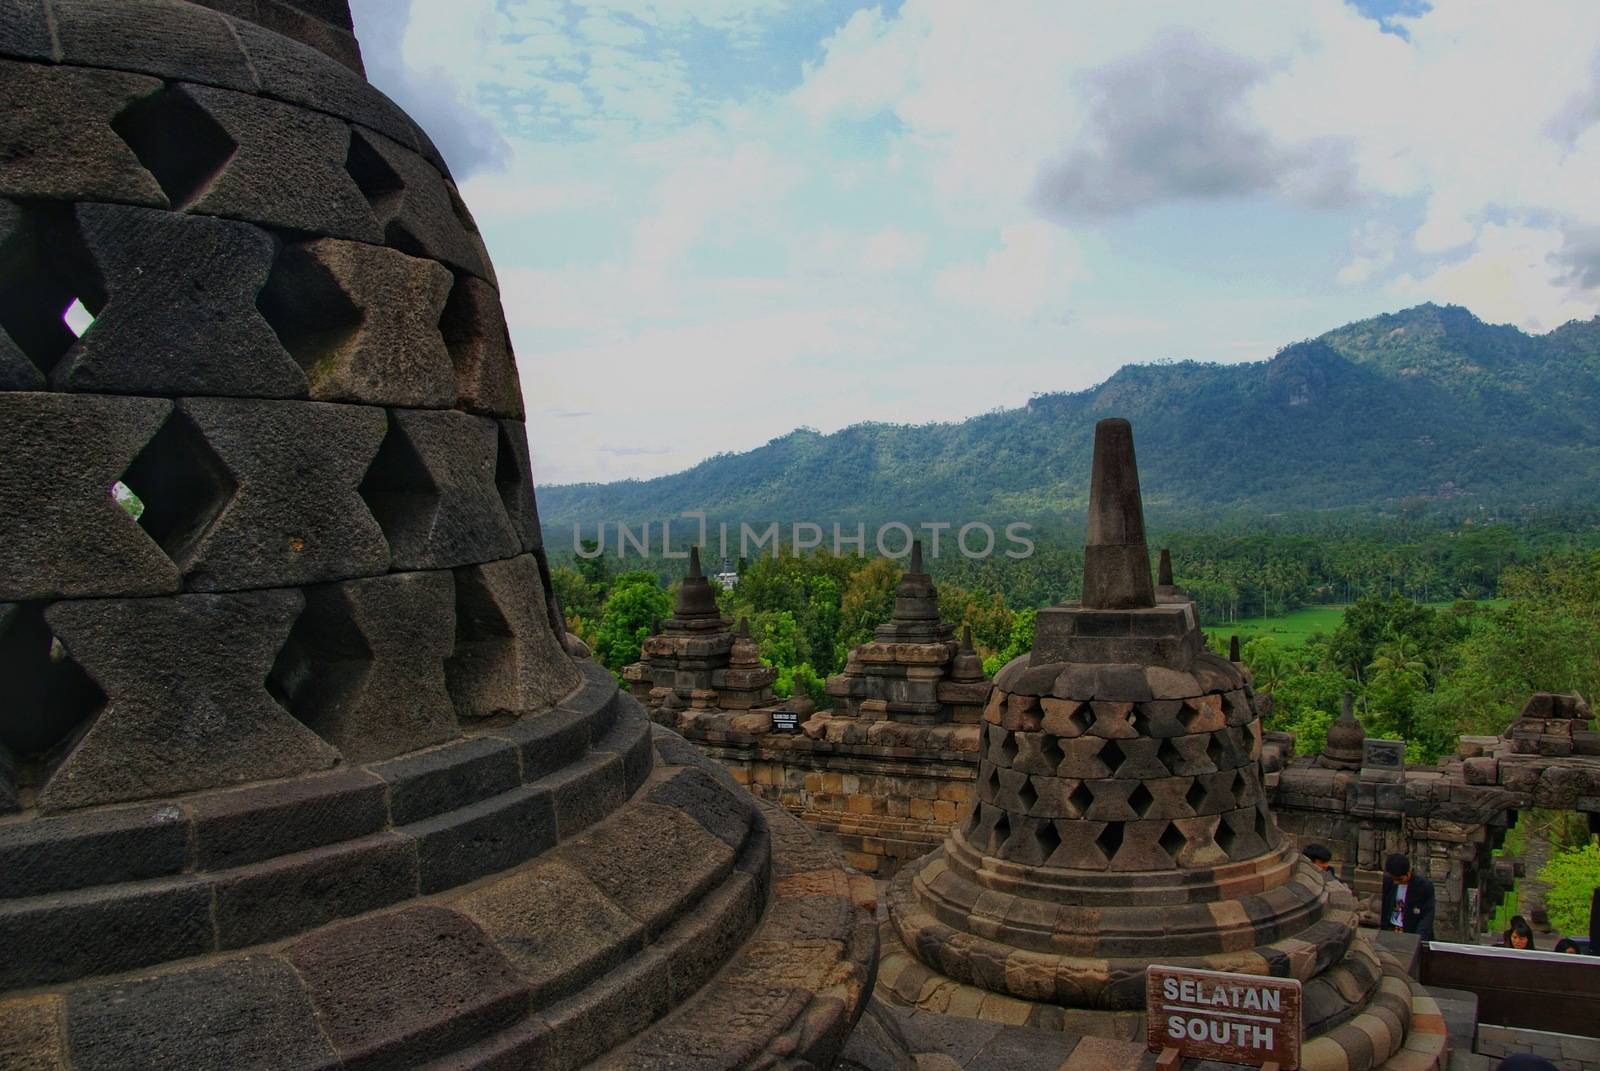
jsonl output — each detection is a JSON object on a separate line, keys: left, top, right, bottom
{"left": 540, "top": 304, "right": 1600, "bottom": 525}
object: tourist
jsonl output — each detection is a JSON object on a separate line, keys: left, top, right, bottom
{"left": 1380, "top": 853, "right": 1436, "bottom": 942}
{"left": 1552, "top": 937, "right": 1581, "bottom": 954}
{"left": 1303, "top": 843, "right": 1349, "bottom": 893}
{"left": 1502, "top": 915, "right": 1535, "bottom": 951}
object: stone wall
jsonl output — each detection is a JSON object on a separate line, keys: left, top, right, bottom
{"left": 671, "top": 709, "right": 979, "bottom": 875}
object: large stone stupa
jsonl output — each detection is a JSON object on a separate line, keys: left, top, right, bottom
{"left": 0, "top": 3, "right": 873, "bottom": 1068}
{"left": 873, "top": 419, "right": 1442, "bottom": 1070}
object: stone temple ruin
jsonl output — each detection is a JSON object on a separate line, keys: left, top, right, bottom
{"left": 639, "top": 543, "right": 989, "bottom": 877}
{"left": 0, "top": 3, "right": 874, "bottom": 1068}
{"left": 869, "top": 420, "right": 1449, "bottom": 1067}
{"left": 1, "top": 3, "right": 1597, "bottom": 1070}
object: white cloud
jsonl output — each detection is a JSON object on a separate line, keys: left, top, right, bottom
{"left": 932, "top": 222, "right": 1085, "bottom": 321}
{"left": 1337, "top": 222, "right": 1402, "bottom": 287}
{"left": 1390, "top": 223, "right": 1599, "bottom": 331}
{"left": 355, "top": 0, "right": 1600, "bottom": 482}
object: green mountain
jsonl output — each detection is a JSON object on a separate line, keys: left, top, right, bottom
{"left": 538, "top": 304, "right": 1600, "bottom": 527}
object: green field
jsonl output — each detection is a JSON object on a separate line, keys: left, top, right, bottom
{"left": 1204, "top": 599, "right": 1509, "bottom": 649}
{"left": 1203, "top": 605, "right": 1349, "bottom": 647}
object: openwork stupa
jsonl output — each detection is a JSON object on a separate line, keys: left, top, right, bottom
{"left": 875, "top": 419, "right": 1436, "bottom": 1069}
{"left": 0, "top": 3, "right": 872, "bottom": 1067}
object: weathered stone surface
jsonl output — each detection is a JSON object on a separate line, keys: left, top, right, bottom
{"left": 442, "top": 274, "right": 523, "bottom": 416}
{"left": 405, "top": 783, "right": 558, "bottom": 894}
{"left": 648, "top": 764, "right": 755, "bottom": 850}
{"left": 52, "top": 0, "right": 258, "bottom": 91}
{"left": 456, "top": 859, "right": 645, "bottom": 1007}
{"left": 40, "top": 590, "right": 340, "bottom": 811}
{"left": 271, "top": 570, "right": 459, "bottom": 762}
{"left": 0, "top": 600, "right": 106, "bottom": 767}
{"left": 260, "top": 239, "right": 454, "bottom": 406}
{"left": 495, "top": 705, "right": 593, "bottom": 782}
{"left": 446, "top": 554, "right": 580, "bottom": 719}
{"left": 370, "top": 734, "right": 521, "bottom": 824}
{"left": 176, "top": 84, "right": 380, "bottom": 238}
{"left": 188, "top": 767, "right": 388, "bottom": 870}
{"left": 547, "top": 751, "right": 626, "bottom": 841}
{"left": 177, "top": 397, "right": 389, "bottom": 589}
{"left": 0, "top": 393, "right": 179, "bottom": 600}
{"left": 346, "top": 128, "right": 487, "bottom": 277}
{"left": 53, "top": 204, "right": 307, "bottom": 397}
{"left": 496, "top": 420, "right": 544, "bottom": 552}
{"left": 565, "top": 798, "right": 735, "bottom": 934}
{"left": 230, "top": 18, "right": 433, "bottom": 164}
{"left": 0, "top": 0, "right": 52, "bottom": 60}
{"left": 360, "top": 408, "right": 519, "bottom": 570}
{"left": 0, "top": 994, "right": 63, "bottom": 1071}
{"left": 287, "top": 906, "right": 527, "bottom": 1068}
{"left": 0, "top": 877, "right": 213, "bottom": 989}
{"left": 0, "top": 797, "right": 191, "bottom": 897}
{"left": 0, "top": 62, "right": 167, "bottom": 205}
{"left": 66, "top": 956, "right": 338, "bottom": 1071}
{"left": 1082, "top": 418, "right": 1154, "bottom": 610}
{"left": 0, "top": 744, "right": 16, "bottom": 814}
{"left": 212, "top": 833, "right": 418, "bottom": 948}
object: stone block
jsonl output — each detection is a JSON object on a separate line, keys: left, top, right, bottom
{"left": 177, "top": 397, "right": 390, "bottom": 589}
{"left": 403, "top": 783, "right": 558, "bottom": 894}
{"left": 230, "top": 19, "right": 424, "bottom": 154}
{"left": 287, "top": 905, "right": 527, "bottom": 1069}
{"left": 271, "top": 570, "right": 459, "bottom": 762}
{"left": 0, "top": 993, "right": 63, "bottom": 1070}
{"left": 170, "top": 84, "right": 379, "bottom": 238}
{"left": 441, "top": 274, "right": 523, "bottom": 416}
{"left": 52, "top": 204, "right": 307, "bottom": 397}
{"left": 495, "top": 420, "right": 544, "bottom": 552}
{"left": 39, "top": 590, "right": 341, "bottom": 811}
{"left": 446, "top": 555, "right": 580, "bottom": 719}
{"left": 597, "top": 703, "right": 656, "bottom": 794}
{"left": 260, "top": 238, "right": 454, "bottom": 406}
{"left": 65, "top": 956, "right": 338, "bottom": 1071}
{"left": 495, "top": 706, "right": 593, "bottom": 782}
{"left": 0, "top": 798, "right": 191, "bottom": 897}
{"left": 361, "top": 408, "right": 519, "bottom": 570}
{"left": 369, "top": 733, "right": 521, "bottom": 825}
{"left": 0, "top": 0, "right": 52, "bottom": 60}
{"left": 0, "top": 876, "right": 213, "bottom": 989}
{"left": 647, "top": 765, "right": 754, "bottom": 850}
{"left": 52, "top": 0, "right": 258, "bottom": 91}
{"left": 564, "top": 799, "right": 737, "bottom": 936}
{"left": 0, "top": 393, "right": 179, "bottom": 600}
{"left": 456, "top": 859, "right": 645, "bottom": 1008}
{"left": 345, "top": 128, "right": 487, "bottom": 277}
{"left": 211, "top": 833, "right": 418, "bottom": 948}
{"left": 546, "top": 750, "right": 626, "bottom": 842}
{"left": 1461, "top": 756, "right": 1498, "bottom": 785}
{"left": 0, "top": 62, "right": 167, "bottom": 205}
{"left": 188, "top": 767, "right": 388, "bottom": 870}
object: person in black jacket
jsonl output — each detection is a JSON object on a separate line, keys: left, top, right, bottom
{"left": 1379, "top": 853, "right": 1436, "bottom": 942}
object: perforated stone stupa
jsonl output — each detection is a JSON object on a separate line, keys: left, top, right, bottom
{"left": 623, "top": 547, "right": 779, "bottom": 720}
{"left": 0, "top": 3, "right": 872, "bottom": 1067}
{"left": 824, "top": 541, "right": 990, "bottom": 724}
{"left": 874, "top": 419, "right": 1442, "bottom": 1070}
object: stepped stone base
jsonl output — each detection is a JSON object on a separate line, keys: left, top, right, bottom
{"left": 862, "top": 932, "right": 1447, "bottom": 1071}
{"left": 0, "top": 667, "right": 875, "bottom": 1070}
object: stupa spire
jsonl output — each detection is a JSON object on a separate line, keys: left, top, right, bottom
{"left": 1081, "top": 418, "right": 1155, "bottom": 610}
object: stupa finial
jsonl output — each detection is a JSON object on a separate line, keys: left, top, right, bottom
{"left": 1081, "top": 418, "right": 1154, "bottom": 610}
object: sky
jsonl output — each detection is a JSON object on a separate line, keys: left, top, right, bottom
{"left": 348, "top": 0, "right": 1600, "bottom": 486}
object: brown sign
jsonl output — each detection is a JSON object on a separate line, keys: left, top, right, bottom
{"left": 1146, "top": 965, "right": 1302, "bottom": 1070}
